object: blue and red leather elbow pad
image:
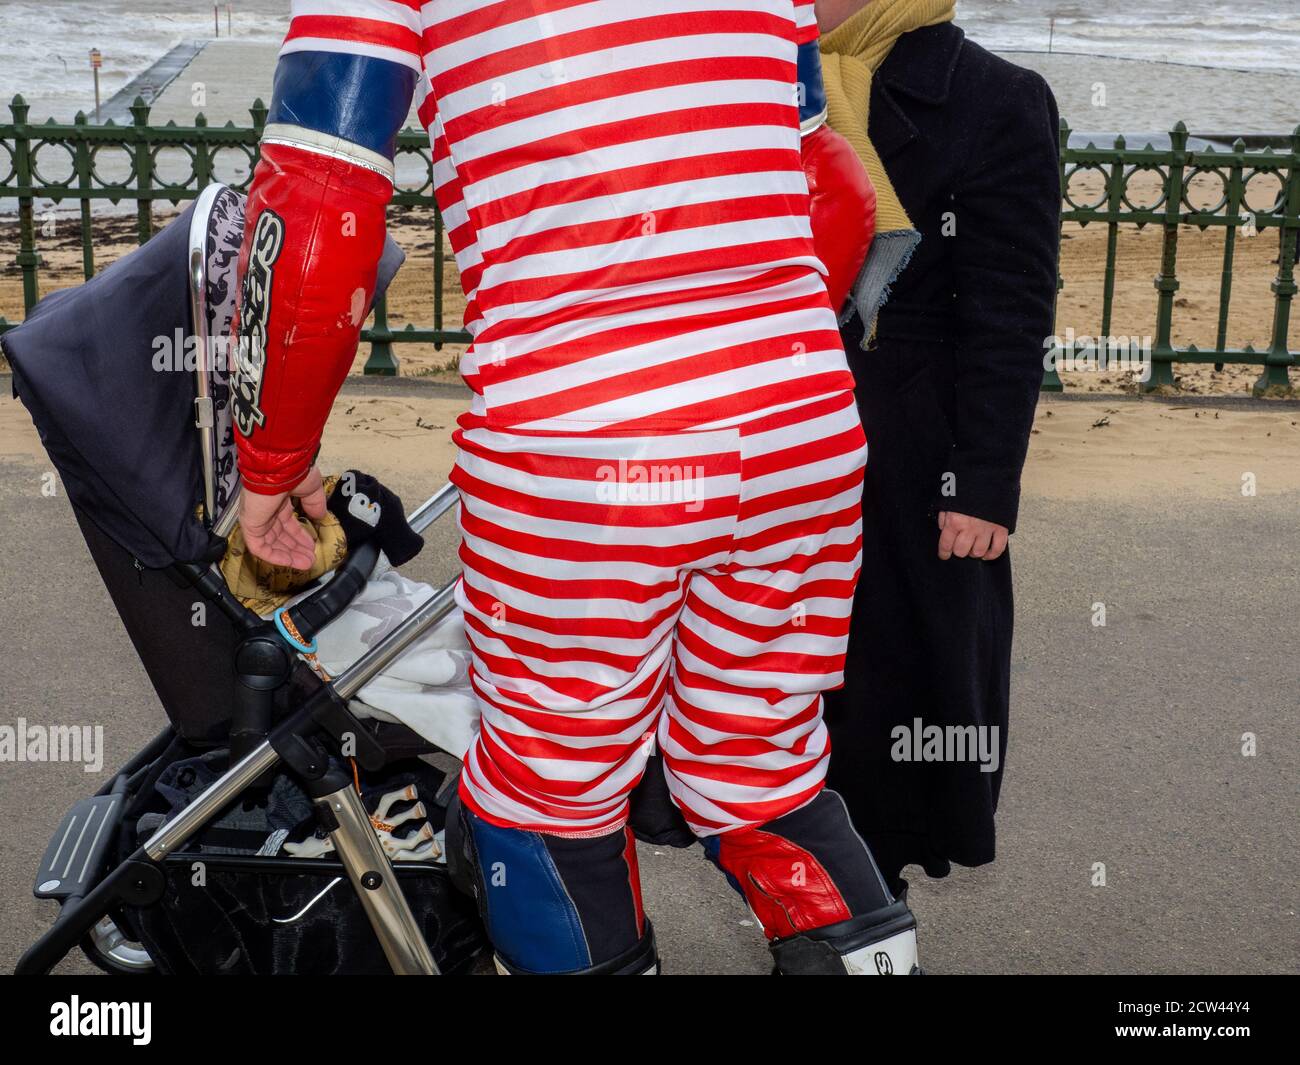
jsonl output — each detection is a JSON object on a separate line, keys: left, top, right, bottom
{"left": 231, "top": 50, "right": 415, "bottom": 495}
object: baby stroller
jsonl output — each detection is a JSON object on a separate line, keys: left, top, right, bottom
{"left": 5, "top": 184, "right": 487, "bottom": 975}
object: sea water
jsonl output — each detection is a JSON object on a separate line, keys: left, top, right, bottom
{"left": 3, "top": 0, "right": 1298, "bottom": 125}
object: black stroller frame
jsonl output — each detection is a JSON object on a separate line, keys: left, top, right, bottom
{"left": 15, "top": 185, "right": 467, "bottom": 976}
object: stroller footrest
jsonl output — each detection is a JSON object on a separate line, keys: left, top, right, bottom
{"left": 35, "top": 793, "right": 125, "bottom": 900}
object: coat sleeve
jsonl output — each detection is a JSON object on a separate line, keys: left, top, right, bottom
{"left": 945, "top": 67, "right": 1059, "bottom": 534}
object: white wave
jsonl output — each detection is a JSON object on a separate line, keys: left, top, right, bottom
{"left": 0, "top": 0, "right": 288, "bottom": 121}
{"left": 959, "top": 0, "right": 1300, "bottom": 73}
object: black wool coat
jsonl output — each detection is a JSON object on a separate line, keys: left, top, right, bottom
{"left": 822, "top": 23, "right": 1060, "bottom": 886}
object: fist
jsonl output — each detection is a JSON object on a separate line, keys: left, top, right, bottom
{"left": 937, "top": 511, "right": 1009, "bottom": 562}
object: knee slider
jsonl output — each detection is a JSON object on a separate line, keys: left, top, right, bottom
{"left": 706, "top": 789, "right": 895, "bottom": 939}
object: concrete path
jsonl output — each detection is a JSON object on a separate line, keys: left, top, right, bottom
{"left": 97, "top": 41, "right": 208, "bottom": 125}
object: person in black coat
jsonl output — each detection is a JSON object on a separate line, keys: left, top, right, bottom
{"left": 818, "top": 13, "right": 1061, "bottom": 895}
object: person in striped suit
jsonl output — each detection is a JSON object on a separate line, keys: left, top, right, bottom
{"left": 234, "top": 0, "right": 917, "bottom": 975}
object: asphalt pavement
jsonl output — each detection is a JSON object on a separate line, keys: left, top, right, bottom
{"left": 0, "top": 416, "right": 1295, "bottom": 975}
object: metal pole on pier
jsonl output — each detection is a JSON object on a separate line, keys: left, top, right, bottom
{"left": 89, "top": 49, "right": 102, "bottom": 122}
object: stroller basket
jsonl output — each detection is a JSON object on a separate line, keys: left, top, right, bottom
{"left": 117, "top": 747, "right": 482, "bottom": 976}
{"left": 137, "top": 850, "right": 480, "bottom": 975}
{"left": 5, "top": 184, "right": 484, "bottom": 975}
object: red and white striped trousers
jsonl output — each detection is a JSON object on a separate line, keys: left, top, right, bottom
{"left": 450, "top": 390, "right": 867, "bottom": 837}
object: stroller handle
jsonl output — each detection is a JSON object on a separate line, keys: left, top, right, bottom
{"left": 408, "top": 481, "right": 458, "bottom": 535}
{"left": 189, "top": 182, "right": 225, "bottom": 527}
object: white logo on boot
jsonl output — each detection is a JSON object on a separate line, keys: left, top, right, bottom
{"left": 843, "top": 929, "right": 918, "bottom": 975}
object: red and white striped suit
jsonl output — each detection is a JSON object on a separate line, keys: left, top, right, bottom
{"left": 262, "top": 0, "right": 863, "bottom": 834}
{"left": 238, "top": 1, "right": 911, "bottom": 972}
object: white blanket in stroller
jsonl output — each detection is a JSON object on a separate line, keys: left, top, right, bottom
{"left": 295, "top": 560, "right": 480, "bottom": 759}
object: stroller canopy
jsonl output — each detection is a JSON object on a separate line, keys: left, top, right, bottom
{"left": 5, "top": 198, "right": 219, "bottom": 567}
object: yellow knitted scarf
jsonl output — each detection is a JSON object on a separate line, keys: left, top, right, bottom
{"left": 820, "top": 0, "right": 957, "bottom": 237}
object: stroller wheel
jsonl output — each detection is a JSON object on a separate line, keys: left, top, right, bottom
{"left": 79, "top": 915, "right": 156, "bottom": 975}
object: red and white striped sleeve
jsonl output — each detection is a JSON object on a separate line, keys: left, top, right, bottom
{"left": 280, "top": 0, "right": 426, "bottom": 72}
{"left": 791, "top": 0, "right": 820, "bottom": 45}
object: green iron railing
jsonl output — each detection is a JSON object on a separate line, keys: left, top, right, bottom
{"left": 2, "top": 96, "right": 1297, "bottom": 391}
{"left": 0, "top": 95, "right": 464, "bottom": 374}
{"left": 1052, "top": 119, "right": 1299, "bottom": 395}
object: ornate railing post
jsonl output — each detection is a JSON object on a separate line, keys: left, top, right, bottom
{"left": 11, "top": 95, "right": 40, "bottom": 312}
{"left": 1043, "top": 117, "right": 1069, "bottom": 392}
{"left": 1253, "top": 126, "right": 1299, "bottom": 395}
{"left": 364, "top": 291, "right": 400, "bottom": 375}
{"left": 73, "top": 111, "right": 95, "bottom": 279}
{"left": 1100, "top": 133, "right": 1126, "bottom": 344}
{"left": 1213, "top": 139, "right": 1247, "bottom": 367}
{"left": 433, "top": 206, "right": 446, "bottom": 351}
{"left": 130, "top": 96, "right": 153, "bottom": 245}
{"left": 193, "top": 111, "right": 212, "bottom": 190}
{"left": 1145, "top": 122, "right": 1188, "bottom": 391}
{"left": 248, "top": 97, "right": 267, "bottom": 187}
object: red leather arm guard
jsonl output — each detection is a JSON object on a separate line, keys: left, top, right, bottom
{"left": 803, "top": 123, "right": 877, "bottom": 315}
{"left": 794, "top": 21, "right": 876, "bottom": 315}
{"left": 231, "top": 142, "right": 392, "bottom": 495}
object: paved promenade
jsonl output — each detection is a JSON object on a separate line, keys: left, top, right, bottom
{"left": 1, "top": 383, "right": 1295, "bottom": 975}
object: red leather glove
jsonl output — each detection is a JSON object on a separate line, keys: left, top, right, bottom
{"left": 802, "top": 122, "right": 877, "bottom": 315}
{"left": 231, "top": 141, "right": 392, "bottom": 496}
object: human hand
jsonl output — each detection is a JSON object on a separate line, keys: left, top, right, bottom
{"left": 238, "top": 465, "right": 327, "bottom": 569}
{"left": 937, "top": 511, "right": 1009, "bottom": 561}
